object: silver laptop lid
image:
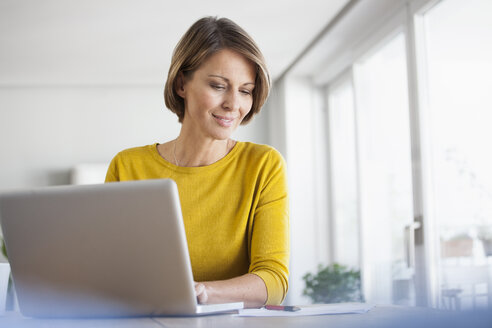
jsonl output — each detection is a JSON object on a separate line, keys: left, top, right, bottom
{"left": 0, "top": 179, "right": 200, "bottom": 317}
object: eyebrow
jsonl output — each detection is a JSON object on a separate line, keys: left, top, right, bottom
{"left": 208, "top": 74, "right": 255, "bottom": 86}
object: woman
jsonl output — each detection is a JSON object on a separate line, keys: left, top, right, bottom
{"left": 105, "top": 17, "right": 289, "bottom": 308}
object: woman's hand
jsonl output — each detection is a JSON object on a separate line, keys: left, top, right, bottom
{"left": 194, "top": 282, "right": 209, "bottom": 304}
{"left": 193, "top": 274, "right": 267, "bottom": 308}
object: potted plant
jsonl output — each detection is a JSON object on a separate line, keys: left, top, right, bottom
{"left": 0, "top": 236, "right": 14, "bottom": 310}
{"left": 303, "top": 263, "right": 364, "bottom": 303}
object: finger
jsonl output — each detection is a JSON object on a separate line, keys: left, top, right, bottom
{"left": 194, "top": 283, "right": 208, "bottom": 304}
{"left": 195, "top": 283, "right": 204, "bottom": 295}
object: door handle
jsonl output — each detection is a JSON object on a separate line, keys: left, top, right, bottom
{"left": 404, "top": 221, "right": 422, "bottom": 268}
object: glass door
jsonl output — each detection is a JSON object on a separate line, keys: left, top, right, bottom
{"left": 418, "top": 0, "right": 492, "bottom": 310}
{"left": 353, "top": 32, "right": 416, "bottom": 306}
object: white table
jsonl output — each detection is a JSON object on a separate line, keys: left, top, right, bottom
{"left": 0, "top": 305, "right": 465, "bottom": 328}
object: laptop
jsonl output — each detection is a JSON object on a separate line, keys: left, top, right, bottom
{"left": 0, "top": 179, "right": 243, "bottom": 318}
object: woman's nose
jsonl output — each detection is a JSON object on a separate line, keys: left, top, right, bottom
{"left": 223, "top": 90, "right": 240, "bottom": 111}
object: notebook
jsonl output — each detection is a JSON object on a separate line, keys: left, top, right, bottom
{"left": 0, "top": 179, "right": 243, "bottom": 318}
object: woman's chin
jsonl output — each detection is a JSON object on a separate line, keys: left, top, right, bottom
{"left": 212, "top": 133, "right": 233, "bottom": 141}
{"left": 209, "top": 127, "right": 236, "bottom": 141}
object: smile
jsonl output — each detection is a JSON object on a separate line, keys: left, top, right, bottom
{"left": 212, "top": 114, "right": 235, "bottom": 127}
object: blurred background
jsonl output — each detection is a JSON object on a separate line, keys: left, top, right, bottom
{"left": 1, "top": 0, "right": 491, "bottom": 310}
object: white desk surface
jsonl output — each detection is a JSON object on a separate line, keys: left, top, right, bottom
{"left": 0, "top": 305, "right": 447, "bottom": 328}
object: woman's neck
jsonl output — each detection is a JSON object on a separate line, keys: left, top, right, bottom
{"left": 173, "top": 134, "right": 234, "bottom": 167}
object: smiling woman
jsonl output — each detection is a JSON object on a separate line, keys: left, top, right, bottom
{"left": 104, "top": 17, "right": 289, "bottom": 308}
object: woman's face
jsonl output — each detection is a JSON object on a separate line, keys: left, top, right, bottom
{"left": 177, "top": 48, "right": 256, "bottom": 141}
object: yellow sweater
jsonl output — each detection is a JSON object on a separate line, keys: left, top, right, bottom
{"left": 105, "top": 142, "right": 289, "bottom": 304}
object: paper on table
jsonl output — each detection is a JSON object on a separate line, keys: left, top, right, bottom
{"left": 237, "top": 302, "right": 374, "bottom": 317}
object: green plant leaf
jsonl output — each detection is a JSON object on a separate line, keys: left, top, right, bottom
{"left": 1, "top": 236, "right": 8, "bottom": 260}
{"left": 302, "top": 263, "right": 364, "bottom": 303}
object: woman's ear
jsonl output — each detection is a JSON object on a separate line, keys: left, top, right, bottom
{"left": 176, "top": 72, "right": 186, "bottom": 98}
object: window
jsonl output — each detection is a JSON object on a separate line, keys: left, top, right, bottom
{"left": 354, "top": 32, "right": 415, "bottom": 305}
{"left": 421, "top": 0, "right": 492, "bottom": 310}
{"left": 328, "top": 75, "right": 359, "bottom": 268}
{"left": 280, "top": 0, "right": 492, "bottom": 307}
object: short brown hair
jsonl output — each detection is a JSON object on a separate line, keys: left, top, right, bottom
{"left": 164, "top": 16, "right": 271, "bottom": 124}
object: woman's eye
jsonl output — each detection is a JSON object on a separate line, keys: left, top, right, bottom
{"left": 211, "top": 84, "right": 225, "bottom": 90}
{"left": 240, "top": 90, "right": 252, "bottom": 96}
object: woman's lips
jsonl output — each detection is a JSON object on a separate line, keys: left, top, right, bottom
{"left": 212, "top": 114, "right": 235, "bottom": 127}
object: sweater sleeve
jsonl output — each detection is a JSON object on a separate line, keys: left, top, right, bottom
{"left": 105, "top": 154, "right": 120, "bottom": 182}
{"left": 249, "top": 149, "right": 290, "bottom": 305}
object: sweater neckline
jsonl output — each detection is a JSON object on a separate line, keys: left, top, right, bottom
{"left": 148, "top": 141, "right": 244, "bottom": 173}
